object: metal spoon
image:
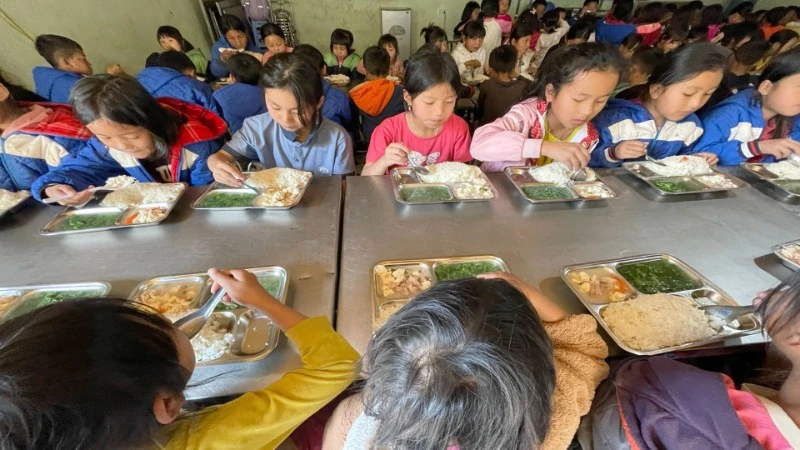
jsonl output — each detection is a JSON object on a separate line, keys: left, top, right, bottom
{"left": 407, "top": 156, "right": 431, "bottom": 176}
{"left": 570, "top": 168, "right": 588, "bottom": 182}
{"left": 699, "top": 304, "right": 757, "bottom": 327}
{"left": 43, "top": 179, "right": 136, "bottom": 204}
{"left": 173, "top": 288, "right": 227, "bottom": 339}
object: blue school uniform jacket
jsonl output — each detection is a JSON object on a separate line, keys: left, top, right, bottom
{"left": 31, "top": 99, "right": 227, "bottom": 201}
{"left": 212, "top": 82, "right": 266, "bottom": 133}
{"left": 1, "top": 103, "right": 91, "bottom": 191}
{"left": 209, "top": 36, "right": 262, "bottom": 79}
{"left": 137, "top": 67, "right": 221, "bottom": 117}
{"left": 692, "top": 89, "right": 799, "bottom": 166}
{"left": 31, "top": 67, "right": 83, "bottom": 104}
{"left": 321, "top": 80, "right": 352, "bottom": 130}
{"left": 594, "top": 20, "right": 636, "bottom": 45}
{"left": 590, "top": 99, "right": 704, "bottom": 168}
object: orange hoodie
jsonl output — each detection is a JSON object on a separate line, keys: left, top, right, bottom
{"left": 349, "top": 79, "right": 398, "bottom": 116}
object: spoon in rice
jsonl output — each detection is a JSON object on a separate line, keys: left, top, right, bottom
{"left": 173, "top": 288, "right": 228, "bottom": 339}
{"left": 699, "top": 304, "right": 757, "bottom": 327}
{"left": 407, "top": 156, "right": 431, "bottom": 176}
{"left": 43, "top": 177, "right": 136, "bottom": 204}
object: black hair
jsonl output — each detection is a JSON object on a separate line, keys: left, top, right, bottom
{"left": 293, "top": 44, "right": 326, "bottom": 71}
{"left": 404, "top": 50, "right": 461, "bottom": 98}
{"left": 757, "top": 270, "right": 800, "bottom": 343}
{"left": 330, "top": 28, "right": 355, "bottom": 54}
{"left": 0, "top": 73, "right": 46, "bottom": 102}
{"left": 377, "top": 34, "right": 400, "bottom": 55}
{"left": 463, "top": 20, "right": 487, "bottom": 39}
{"left": 156, "top": 25, "right": 195, "bottom": 52}
{"left": 541, "top": 9, "right": 561, "bottom": 33}
{"left": 718, "top": 22, "right": 764, "bottom": 48}
{"left": 149, "top": 50, "right": 195, "bottom": 74}
{"left": 770, "top": 29, "right": 800, "bottom": 47}
{"left": 510, "top": 22, "right": 536, "bottom": 42}
{"left": 0, "top": 298, "right": 190, "bottom": 450}
{"left": 643, "top": 42, "right": 727, "bottom": 100}
{"left": 260, "top": 23, "right": 286, "bottom": 42}
{"left": 363, "top": 279, "right": 555, "bottom": 450}
{"left": 70, "top": 75, "right": 185, "bottom": 153}
{"left": 620, "top": 32, "right": 644, "bottom": 52}
{"left": 567, "top": 18, "right": 596, "bottom": 41}
{"left": 482, "top": 0, "right": 500, "bottom": 18}
{"left": 363, "top": 46, "right": 391, "bottom": 77}
{"left": 219, "top": 14, "right": 247, "bottom": 35}
{"left": 665, "top": 3, "right": 678, "bottom": 13}
{"left": 686, "top": 26, "right": 710, "bottom": 43}
{"left": 461, "top": 1, "right": 481, "bottom": 21}
{"left": 421, "top": 24, "right": 449, "bottom": 45}
{"left": 489, "top": 45, "right": 518, "bottom": 73}
{"left": 729, "top": 2, "right": 754, "bottom": 19}
{"left": 261, "top": 53, "right": 323, "bottom": 128}
{"left": 662, "top": 25, "right": 689, "bottom": 42}
{"left": 526, "top": 42, "right": 625, "bottom": 99}
{"left": 630, "top": 47, "right": 666, "bottom": 78}
{"left": 227, "top": 52, "right": 263, "bottom": 85}
{"left": 637, "top": 2, "right": 666, "bottom": 24}
{"left": 584, "top": 0, "right": 598, "bottom": 5}
{"left": 735, "top": 39, "right": 771, "bottom": 66}
{"left": 34, "top": 34, "right": 84, "bottom": 68}
{"left": 610, "top": 0, "right": 635, "bottom": 22}
{"left": 753, "top": 47, "right": 800, "bottom": 138}
{"left": 532, "top": 0, "right": 547, "bottom": 9}
{"left": 764, "top": 7, "right": 787, "bottom": 26}
{"left": 516, "top": 9, "right": 540, "bottom": 31}
{"left": 700, "top": 4, "right": 725, "bottom": 26}
{"left": 752, "top": 10, "right": 768, "bottom": 22}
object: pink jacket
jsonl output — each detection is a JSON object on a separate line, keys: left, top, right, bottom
{"left": 470, "top": 97, "right": 600, "bottom": 172}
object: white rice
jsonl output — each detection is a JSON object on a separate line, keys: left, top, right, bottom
{"left": 192, "top": 318, "right": 235, "bottom": 362}
{"left": 104, "top": 175, "right": 136, "bottom": 189}
{"left": 249, "top": 168, "right": 312, "bottom": 207}
{"left": 780, "top": 244, "right": 800, "bottom": 265}
{"left": 530, "top": 163, "right": 597, "bottom": 185}
{"left": 641, "top": 155, "right": 711, "bottom": 177}
{"left": 374, "top": 301, "right": 407, "bottom": 329}
{"left": 418, "top": 162, "right": 485, "bottom": 184}
{"left": 601, "top": 293, "right": 718, "bottom": 351}
{"left": 101, "top": 183, "right": 183, "bottom": 208}
{"left": 0, "top": 189, "right": 28, "bottom": 212}
{"left": 767, "top": 161, "right": 800, "bottom": 180}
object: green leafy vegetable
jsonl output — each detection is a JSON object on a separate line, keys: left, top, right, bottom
{"left": 6, "top": 290, "right": 103, "bottom": 319}
{"left": 198, "top": 191, "right": 257, "bottom": 208}
{"left": 777, "top": 181, "right": 800, "bottom": 195}
{"left": 616, "top": 260, "right": 699, "bottom": 294}
{"left": 401, "top": 186, "right": 452, "bottom": 202}
{"left": 435, "top": 261, "right": 502, "bottom": 281}
{"left": 258, "top": 276, "right": 283, "bottom": 298}
{"left": 53, "top": 213, "right": 120, "bottom": 231}
{"left": 522, "top": 185, "right": 574, "bottom": 201}
{"left": 650, "top": 179, "right": 704, "bottom": 193}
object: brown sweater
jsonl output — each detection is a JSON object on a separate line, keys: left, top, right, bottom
{"left": 322, "top": 314, "right": 609, "bottom": 450}
{"left": 477, "top": 77, "right": 532, "bottom": 126}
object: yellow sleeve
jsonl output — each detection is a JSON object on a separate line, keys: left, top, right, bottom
{"left": 541, "top": 314, "right": 610, "bottom": 450}
{"left": 164, "top": 316, "right": 361, "bottom": 450}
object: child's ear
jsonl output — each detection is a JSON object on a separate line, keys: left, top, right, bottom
{"left": 183, "top": 69, "right": 197, "bottom": 78}
{"left": 544, "top": 83, "right": 557, "bottom": 103}
{"left": 152, "top": 390, "right": 185, "bottom": 425}
{"left": 649, "top": 83, "right": 664, "bottom": 100}
{"left": 229, "top": 73, "right": 238, "bottom": 83}
{"left": 0, "top": 83, "right": 10, "bottom": 102}
{"left": 402, "top": 90, "right": 413, "bottom": 107}
{"left": 758, "top": 80, "right": 773, "bottom": 97}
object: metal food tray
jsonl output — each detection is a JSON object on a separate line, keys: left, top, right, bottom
{"left": 504, "top": 166, "right": 620, "bottom": 204}
{"left": 390, "top": 167, "right": 499, "bottom": 205}
{"left": 0, "top": 281, "right": 111, "bottom": 321}
{"left": 0, "top": 190, "right": 31, "bottom": 221}
{"left": 128, "top": 266, "right": 289, "bottom": 367}
{"left": 371, "top": 255, "right": 510, "bottom": 330}
{"left": 191, "top": 171, "right": 312, "bottom": 210}
{"left": 624, "top": 162, "right": 749, "bottom": 195}
{"left": 40, "top": 183, "right": 186, "bottom": 236}
{"left": 561, "top": 253, "right": 761, "bottom": 356}
{"left": 741, "top": 163, "right": 800, "bottom": 200}
{"left": 774, "top": 239, "right": 800, "bottom": 271}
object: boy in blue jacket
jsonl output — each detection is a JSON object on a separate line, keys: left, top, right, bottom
{"left": 293, "top": 45, "right": 353, "bottom": 131}
{"left": 32, "top": 35, "right": 93, "bottom": 103}
{"left": 33, "top": 76, "right": 226, "bottom": 205}
{"left": 0, "top": 82, "right": 91, "bottom": 191}
{"left": 212, "top": 53, "right": 266, "bottom": 133}
{"left": 137, "top": 51, "right": 221, "bottom": 117}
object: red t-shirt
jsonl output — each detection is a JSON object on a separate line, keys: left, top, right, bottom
{"left": 366, "top": 113, "right": 472, "bottom": 173}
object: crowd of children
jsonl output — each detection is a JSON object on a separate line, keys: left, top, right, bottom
{"left": 1, "top": 2, "right": 800, "bottom": 449}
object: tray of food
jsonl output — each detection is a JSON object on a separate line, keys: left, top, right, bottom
{"left": 371, "top": 255, "right": 509, "bottom": 330}
{"left": 390, "top": 162, "right": 498, "bottom": 204}
{"left": 562, "top": 254, "right": 760, "bottom": 356}
{"left": 504, "top": 163, "right": 619, "bottom": 203}
{"left": 325, "top": 74, "right": 350, "bottom": 86}
{"left": 192, "top": 168, "right": 313, "bottom": 210}
{"left": 0, "top": 281, "right": 111, "bottom": 322}
{"left": 741, "top": 161, "right": 800, "bottom": 199}
{"left": 128, "top": 266, "right": 289, "bottom": 366}
{"left": 623, "top": 155, "right": 749, "bottom": 195}
{"left": 774, "top": 239, "right": 800, "bottom": 271}
{"left": 0, "top": 189, "right": 31, "bottom": 221}
{"left": 40, "top": 179, "right": 185, "bottom": 235}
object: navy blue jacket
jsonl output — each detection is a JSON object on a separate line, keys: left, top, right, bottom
{"left": 137, "top": 67, "right": 221, "bottom": 117}
{"left": 212, "top": 82, "right": 266, "bottom": 133}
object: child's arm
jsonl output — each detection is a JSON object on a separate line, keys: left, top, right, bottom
{"left": 479, "top": 273, "right": 609, "bottom": 450}
{"left": 162, "top": 269, "right": 360, "bottom": 450}
{"left": 471, "top": 102, "right": 542, "bottom": 163}
{"left": 692, "top": 104, "right": 752, "bottom": 165}
{"left": 207, "top": 150, "right": 245, "bottom": 186}
{"left": 209, "top": 117, "right": 265, "bottom": 184}
{"left": 187, "top": 141, "right": 218, "bottom": 186}
{"left": 31, "top": 142, "right": 125, "bottom": 203}
{"left": 451, "top": 47, "right": 471, "bottom": 77}
{"left": 333, "top": 131, "right": 356, "bottom": 175}
{"left": 362, "top": 122, "right": 408, "bottom": 176}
